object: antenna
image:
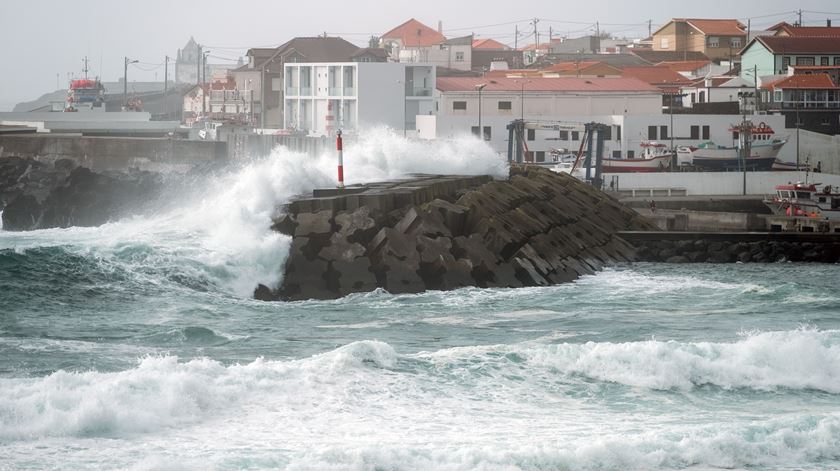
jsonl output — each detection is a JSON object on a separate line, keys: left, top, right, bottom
{"left": 82, "top": 56, "right": 90, "bottom": 79}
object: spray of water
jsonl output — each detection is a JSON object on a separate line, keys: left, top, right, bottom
{"left": 0, "top": 129, "right": 507, "bottom": 297}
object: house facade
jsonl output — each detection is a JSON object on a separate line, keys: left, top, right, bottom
{"left": 379, "top": 19, "right": 473, "bottom": 72}
{"left": 283, "top": 62, "right": 435, "bottom": 136}
{"left": 740, "top": 36, "right": 840, "bottom": 79}
{"left": 762, "top": 73, "right": 840, "bottom": 135}
{"left": 652, "top": 19, "right": 746, "bottom": 62}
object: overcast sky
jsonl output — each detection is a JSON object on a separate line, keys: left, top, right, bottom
{"left": 2, "top": 0, "right": 840, "bottom": 110}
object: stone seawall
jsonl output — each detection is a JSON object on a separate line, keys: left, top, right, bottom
{"left": 258, "top": 166, "right": 655, "bottom": 301}
{"left": 622, "top": 232, "right": 840, "bottom": 263}
{"left": 0, "top": 135, "right": 226, "bottom": 172}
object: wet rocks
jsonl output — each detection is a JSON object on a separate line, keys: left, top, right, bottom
{"left": 1, "top": 157, "right": 163, "bottom": 231}
{"left": 634, "top": 239, "right": 840, "bottom": 264}
{"left": 262, "top": 166, "right": 655, "bottom": 301}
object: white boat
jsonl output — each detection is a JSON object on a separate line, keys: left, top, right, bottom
{"left": 678, "top": 122, "right": 787, "bottom": 171}
{"left": 601, "top": 141, "right": 674, "bottom": 173}
{"left": 763, "top": 182, "right": 840, "bottom": 220}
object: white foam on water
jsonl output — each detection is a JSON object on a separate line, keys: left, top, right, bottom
{"left": 0, "top": 129, "right": 506, "bottom": 297}
{"left": 3, "top": 334, "right": 840, "bottom": 469}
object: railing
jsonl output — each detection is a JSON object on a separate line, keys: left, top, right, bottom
{"left": 408, "top": 87, "right": 433, "bottom": 97}
{"left": 209, "top": 90, "right": 252, "bottom": 102}
{"left": 285, "top": 86, "right": 299, "bottom": 96}
{"left": 299, "top": 87, "right": 312, "bottom": 96}
{"left": 779, "top": 101, "right": 840, "bottom": 109}
{"left": 328, "top": 87, "right": 342, "bottom": 96}
{"left": 343, "top": 86, "right": 356, "bottom": 96}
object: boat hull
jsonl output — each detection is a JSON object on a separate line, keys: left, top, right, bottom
{"left": 689, "top": 141, "right": 785, "bottom": 171}
{"left": 601, "top": 155, "right": 672, "bottom": 173}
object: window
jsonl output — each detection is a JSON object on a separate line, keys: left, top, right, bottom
{"left": 535, "top": 151, "right": 545, "bottom": 162}
{"left": 690, "top": 125, "right": 700, "bottom": 139}
{"left": 498, "top": 101, "right": 512, "bottom": 110}
{"left": 627, "top": 150, "right": 635, "bottom": 159}
{"left": 455, "top": 51, "right": 464, "bottom": 62}
{"left": 699, "top": 91, "right": 706, "bottom": 103}
{"left": 601, "top": 126, "right": 612, "bottom": 140}
{"left": 559, "top": 130, "right": 569, "bottom": 140}
{"left": 616, "top": 125, "right": 621, "bottom": 141}
{"left": 835, "top": 57, "right": 840, "bottom": 65}
{"left": 453, "top": 101, "right": 466, "bottom": 110}
{"left": 702, "top": 125, "right": 710, "bottom": 140}
{"left": 471, "top": 126, "right": 479, "bottom": 136}
{"left": 612, "top": 150, "right": 622, "bottom": 158}
{"left": 782, "top": 57, "right": 791, "bottom": 70}
{"left": 648, "top": 125, "right": 657, "bottom": 140}
{"left": 730, "top": 37, "right": 742, "bottom": 48}
{"left": 571, "top": 131, "right": 579, "bottom": 141}
{"left": 660, "top": 126, "right": 668, "bottom": 140}
{"left": 796, "top": 57, "right": 816, "bottom": 66}
{"left": 774, "top": 90, "right": 782, "bottom": 102}
{"left": 660, "top": 38, "right": 670, "bottom": 49}
{"left": 527, "top": 129, "right": 535, "bottom": 141}
{"left": 483, "top": 126, "right": 491, "bottom": 140}
{"left": 822, "top": 57, "right": 830, "bottom": 66}
{"left": 708, "top": 36, "right": 720, "bottom": 48}
{"left": 822, "top": 118, "right": 831, "bottom": 126}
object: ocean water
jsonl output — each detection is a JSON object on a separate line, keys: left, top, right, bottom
{"left": 2, "top": 130, "right": 840, "bottom": 470}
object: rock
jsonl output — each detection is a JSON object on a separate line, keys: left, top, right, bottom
{"left": 335, "top": 206, "right": 379, "bottom": 245}
{"left": 737, "top": 251, "right": 752, "bottom": 263}
{"left": 1, "top": 194, "right": 41, "bottom": 230}
{"left": 318, "top": 233, "right": 365, "bottom": 262}
{"left": 294, "top": 210, "right": 333, "bottom": 237}
{"left": 665, "top": 255, "right": 690, "bottom": 263}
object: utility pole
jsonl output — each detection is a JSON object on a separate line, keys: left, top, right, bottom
{"left": 796, "top": 9, "right": 803, "bottom": 27}
{"left": 753, "top": 64, "right": 759, "bottom": 113}
{"left": 164, "top": 55, "right": 169, "bottom": 119}
{"left": 747, "top": 19, "right": 751, "bottom": 42}
{"left": 82, "top": 56, "right": 90, "bottom": 79}
{"left": 532, "top": 18, "right": 540, "bottom": 50}
{"left": 514, "top": 25, "right": 518, "bottom": 51}
{"left": 648, "top": 20, "right": 652, "bottom": 38}
{"left": 196, "top": 44, "right": 202, "bottom": 87}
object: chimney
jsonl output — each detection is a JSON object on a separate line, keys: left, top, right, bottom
{"left": 828, "top": 19, "right": 833, "bottom": 27}
{"left": 438, "top": 21, "right": 443, "bottom": 33}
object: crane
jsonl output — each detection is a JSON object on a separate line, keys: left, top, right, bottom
{"left": 506, "top": 119, "right": 610, "bottom": 189}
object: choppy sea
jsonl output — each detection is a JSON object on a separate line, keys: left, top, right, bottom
{"left": 2, "top": 130, "right": 839, "bottom": 470}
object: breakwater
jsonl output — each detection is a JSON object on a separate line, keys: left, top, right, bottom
{"left": 259, "top": 166, "right": 655, "bottom": 301}
{"left": 621, "top": 231, "right": 840, "bottom": 263}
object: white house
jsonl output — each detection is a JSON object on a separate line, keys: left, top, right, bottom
{"left": 283, "top": 62, "right": 435, "bottom": 136}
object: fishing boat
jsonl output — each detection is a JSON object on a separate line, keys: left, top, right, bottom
{"left": 65, "top": 78, "right": 105, "bottom": 112}
{"left": 601, "top": 141, "right": 673, "bottom": 173}
{"left": 763, "top": 182, "right": 840, "bottom": 219}
{"left": 677, "top": 122, "right": 787, "bottom": 171}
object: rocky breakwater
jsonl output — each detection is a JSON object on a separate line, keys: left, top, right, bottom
{"left": 631, "top": 236, "right": 840, "bottom": 263}
{"left": 0, "top": 156, "right": 163, "bottom": 230}
{"left": 257, "top": 166, "right": 656, "bottom": 301}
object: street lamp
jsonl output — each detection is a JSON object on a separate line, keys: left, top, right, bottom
{"left": 202, "top": 50, "right": 211, "bottom": 116}
{"left": 475, "top": 83, "right": 487, "bottom": 140}
{"left": 397, "top": 79, "right": 407, "bottom": 137}
{"left": 123, "top": 57, "right": 139, "bottom": 108}
{"left": 516, "top": 79, "right": 531, "bottom": 121}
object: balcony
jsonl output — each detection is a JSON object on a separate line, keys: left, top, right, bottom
{"left": 408, "top": 87, "right": 433, "bottom": 97}
{"left": 285, "top": 86, "right": 299, "bottom": 96}
{"left": 778, "top": 101, "right": 840, "bottom": 110}
{"left": 329, "top": 86, "right": 342, "bottom": 96}
{"left": 343, "top": 87, "right": 356, "bottom": 96}
{"left": 299, "top": 87, "right": 312, "bottom": 96}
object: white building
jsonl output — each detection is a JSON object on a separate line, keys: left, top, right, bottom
{"left": 421, "top": 76, "right": 794, "bottom": 163}
{"left": 283, "top": 62, "right": 435, "bottom": 136}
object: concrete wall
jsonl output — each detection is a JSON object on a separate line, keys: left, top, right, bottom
{"left": 0, "top": 135, "right": 226, "bottom": 172}
{"left": 608, "top": 171, "right": 840, "bottom": 196}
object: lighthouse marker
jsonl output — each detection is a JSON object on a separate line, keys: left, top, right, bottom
{"left": 336, "top": 129, "right": 344, "bottom": 189}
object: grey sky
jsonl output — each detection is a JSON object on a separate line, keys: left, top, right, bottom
{"left": 2, "top": 0, "right": 839, "bottom": 110}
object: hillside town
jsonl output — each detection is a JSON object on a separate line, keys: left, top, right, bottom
{"left": 4, "top": 15, "right": 840, "bottom": 179}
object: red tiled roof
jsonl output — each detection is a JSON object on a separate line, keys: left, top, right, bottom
{"left": 654, "top": 18, "right": 745, "bottom": 37}
{"left": 755, "top": 36, "right": 840, "bottom": 54}
{"left": 772, "top": 22, "right": 840, "bottom": 37}
{"left": 658, "top": 60, "right": 711, "bottom": 73}
{"left": 472, "top": 38, "right": 509, "bottom": 50}
{"left": 684, "top": 19, "right": 746, "bottom": 36}
{"left": 763, "top": 73, "right": 839, "bottom": 90}
{"left": 621, "top": 66, "right": 692, "bottom": 86}
{"left": 484, "top": 69, "right": 542, "bottom": 78}
{"left": 436, "top": 76, "right": 660, "bottom": 93}
{"left": 381, "top": 18, "right": 446, "bottom": 47}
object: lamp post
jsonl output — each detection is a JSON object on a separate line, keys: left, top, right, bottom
{"left": 202, "top": 50, "right": 210, "bottom": 116}
{"left": 123, "top": 57, "right": 139, "bottom": 108}
{"left": 517, "top": 79, "right": 531, "bottom": 121}
{"left": 475, "top": 83, "right": 487, "bottom": 140}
